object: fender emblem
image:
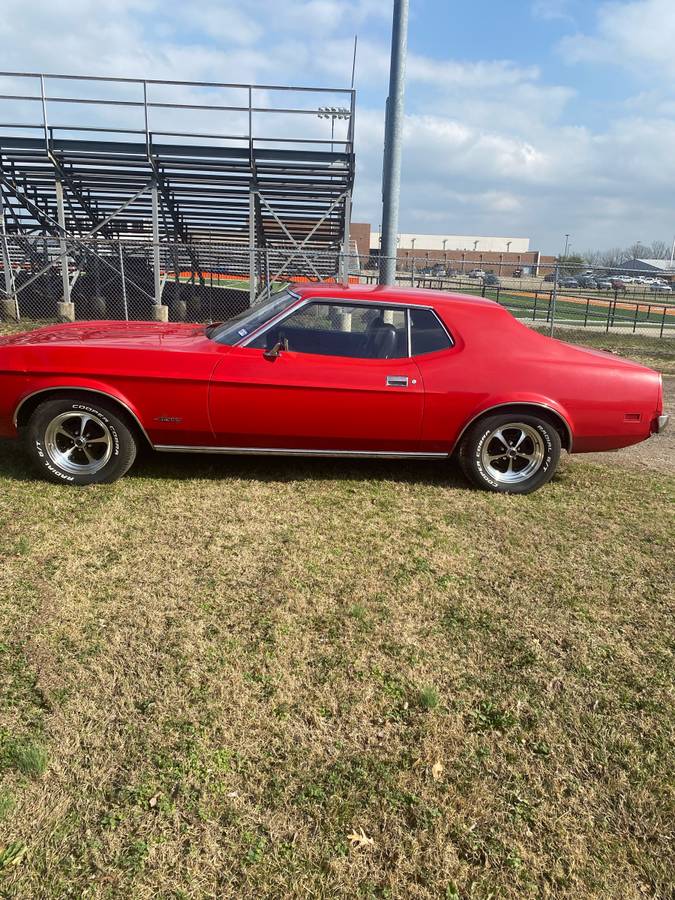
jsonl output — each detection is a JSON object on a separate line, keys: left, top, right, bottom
{"left": 155, "top": 416, "right": 183, "bottom": 423}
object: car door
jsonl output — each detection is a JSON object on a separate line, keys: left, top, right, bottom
{"left": 208, "top": 300, "right": 425, "bottom": 452}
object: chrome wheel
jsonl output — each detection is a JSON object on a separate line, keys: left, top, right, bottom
{"left": 480, "top": 422, "right": 545, "bottom": 485}
{"left": 44, "top": 411, "right": 113, "bottom": 475}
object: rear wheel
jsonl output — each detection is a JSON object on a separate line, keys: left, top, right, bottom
{"left": 459, "top": 413, "right": 561, "bottom": 494}
{"left": 26, "top": 397, "right": 137, "bottom": 485}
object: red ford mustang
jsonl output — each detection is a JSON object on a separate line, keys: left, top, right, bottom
{"left": 0, "top": 284, "right": 668, "bottom": 493}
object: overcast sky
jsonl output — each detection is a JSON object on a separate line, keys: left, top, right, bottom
{"left": 1, "top": 0, "right": 673, "bottom": 254}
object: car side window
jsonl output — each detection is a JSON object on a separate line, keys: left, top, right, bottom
{"left": 409, "top": 308, "right": 453, "bottom": 355}
{"left": 249, "top": 302, "right": 408, "bottom": 359}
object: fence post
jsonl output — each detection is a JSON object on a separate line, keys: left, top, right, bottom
{"left": 249, "top": 190, "right": 257, "bottom": 305}
{"left": 54, "top": 178, "right": 75, "bottom": 322}
{"left": 118, "top": 242, "right": 129, "bottom": 322}
{"left": 151, "top": 183, "right": 167, "bottom": 321}
{"left": 606, "top": 294, "right": 613, "bottom": 332}
{"left": 532, "top": 291, "right": 538, "bottom": 320}
{"left": 549, "top": 263, "right": 559, "bottom": 336}
{"left": 341, "top": 190, "right": 352, "bottom": 283}
{"left": 0, "top": 197, "right": 18, "bottom": 321}
{"left": 660, "top": 306, "right": 667, "bottom": 339}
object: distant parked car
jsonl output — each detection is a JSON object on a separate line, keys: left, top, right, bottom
{"left": 650, "top": 283, "right": 672, "bottom": 293}
{"left": 467, "top": 269, "right": 487, "bottom": 279}
{"left": 595, "top": 278, "right": 613, "bottom": 290}
{"left": 483, "top": 274, "right": 500, "bottom": 286}
{"left": 610, "top": 279, "right": 628, "bottom": 292}
{"left": 560, "top": 278, "right": 579, "bottom": 288}
{"left": 512, "top": 267, "right": 523, "bottom": 277}
{"left": 543, "top": 273, "right": 557, "bottom": 283}
{"left": 577, "top": 276, "right": 597, "bottom": 288}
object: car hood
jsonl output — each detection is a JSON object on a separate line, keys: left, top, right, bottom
{"left": 0, "top": 320, "right": 205, "bottom": 349}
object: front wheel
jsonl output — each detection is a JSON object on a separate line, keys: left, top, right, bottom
{"left": 458, "top": 413, "right": 561, "bottom": 494}
{"left": 26, "top": 397, "right": 137, "bottom": 485}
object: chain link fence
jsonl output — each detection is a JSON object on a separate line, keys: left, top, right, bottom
{"left": 1, "top": 237, "right": 674, "bottom": 338}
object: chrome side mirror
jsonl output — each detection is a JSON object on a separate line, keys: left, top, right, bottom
{"left": 263, "top": 338, "right": 287, "bottom": 361}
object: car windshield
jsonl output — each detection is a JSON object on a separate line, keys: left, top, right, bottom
{"left": 207, "top": 290, "right": 297, "bottom": 345}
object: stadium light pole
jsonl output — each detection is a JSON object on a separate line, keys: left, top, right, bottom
{"left": 379, "top": 0, "right": 409, "bottom": 285}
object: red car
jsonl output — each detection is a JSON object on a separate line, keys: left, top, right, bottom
{"left": 0, "top": 284, "right": 668, "bottom": 494}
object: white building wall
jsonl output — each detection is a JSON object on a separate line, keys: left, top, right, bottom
{"left": 370, "top": 233, "right": 530, "bottom": 253}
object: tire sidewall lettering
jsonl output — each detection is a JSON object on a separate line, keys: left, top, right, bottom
{"left": 466, "top": 417, "right": 560, "bottom": 493}
{"left": 474, "top": 429, "right": 499, "bottom": 488}
{"left": 34, "top": 439, "right": 75, "bottom": 481}
{"left": 27, "top": 398, "right": 136, "bottom": 485}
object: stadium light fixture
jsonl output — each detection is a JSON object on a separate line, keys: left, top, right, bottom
{"left": 317, "top": 107, "right": 351, "bottom": 120}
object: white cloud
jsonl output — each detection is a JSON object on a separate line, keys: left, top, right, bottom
{"left": 2, "top": 0, "right": 675, "bottom": 251}
{"left": 531, "top": 0, "right": 575, "bottom": 22}
{"left": 559, "top": 0, "right": 675, "bottom": 75}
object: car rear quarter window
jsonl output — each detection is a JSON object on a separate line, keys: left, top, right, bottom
{"left": 410, "top": 308, "right": 453, "bottom": 355}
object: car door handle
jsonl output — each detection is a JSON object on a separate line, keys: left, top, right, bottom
{"left": 386, "top": 375, "right": 409, "bottom": 387}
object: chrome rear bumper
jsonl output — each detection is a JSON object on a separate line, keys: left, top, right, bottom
{"left": 656, "top": 414, "right": 670, "bottom": 433}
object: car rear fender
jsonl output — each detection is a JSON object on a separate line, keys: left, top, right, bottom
{"left": 452, "top": 395, "right": 574, "bottom": 453}
{"left": 12, "top": 380, "right": 153, "bottom": 446}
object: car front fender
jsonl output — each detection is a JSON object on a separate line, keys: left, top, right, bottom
{"left": 12, "top": 378, "right": 152, "bottom": 445}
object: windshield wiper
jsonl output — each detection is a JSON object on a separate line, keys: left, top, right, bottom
{"left": 204, "top": 322, "right": 223, "bottom": 338}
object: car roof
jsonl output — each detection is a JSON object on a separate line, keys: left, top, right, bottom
{"left": 293, "top": 282, "right": 502, "bottom": 314}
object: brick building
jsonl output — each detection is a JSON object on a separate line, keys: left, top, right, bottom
{"left": 349, "top": 223, "right": 555, "bottom": 276}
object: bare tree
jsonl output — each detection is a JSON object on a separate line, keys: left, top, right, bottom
{"left": 649, "top": 240, "right": 669, "bottom": 259}
{"left": 583, "top": 249, "right": 603, "bottom": 266}
{"left": 626, "top": 243, "right": 645, "bottom": 260}
{"left": 600, "top": 247, "right": 627, "bottom": 267}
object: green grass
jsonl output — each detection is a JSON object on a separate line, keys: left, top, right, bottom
{"left": 173, "top": 275, "right": 289, "bottom": 292}
{"left": 429, "top": 276, "right": 673, "bottom": 329}
{"left": 486, "top": 288, "right": 673, "bottom": 330}
{"left": 0, "top": 437, "right": 673, "bottom": 898}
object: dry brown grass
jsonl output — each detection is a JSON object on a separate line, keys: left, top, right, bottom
{"left": 0, "top": 443, "right": 673, "bottom": 899}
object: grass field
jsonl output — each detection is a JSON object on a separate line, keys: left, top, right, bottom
{"left": 408, "top": 278, "right": 672, "bottom": 330}
{"left": 0, "top": 324, "right": 674, "bottom": 898}
{"left": 173, "top": 275, "right": 289, "bottom": 293}
{"left": 478, "top": 287, "right": 672, "bottom": 331}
